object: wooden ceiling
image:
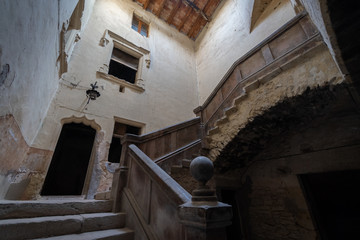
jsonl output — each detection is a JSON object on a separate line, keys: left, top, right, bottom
{"left": 134, "top": 0, "right": 223, "bottom": 39}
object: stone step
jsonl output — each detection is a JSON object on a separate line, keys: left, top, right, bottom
{"left": 95, "top": 191, "right": 111, "bottom": 200}
{"left": 182, "top": 159, "right": 192, "bottom": 168}
{"left": 0, "top": 212, "right": 126, "bottom": 240}
{"left": 170, "top": 165, "right": 183, "bottom": 174}
{"left": 0, "top": 200, "right": 113, "bottom": 220}
{"left": 207, "top": 126, "right": 220, "bottom": 136}
{"left": 33, "top": 228, "right": 134, "bottom": 240}
{"left": 170, "top": 167, "right": 197, "bottom": 194}
{"left": 224, "top": 105, "right": 237, "bottom": 117}
{"left": 215, "top": 116, "right": 229, "bottom": 126}
{"left": 191, "top": 153, "right": 199, "bottom": 159}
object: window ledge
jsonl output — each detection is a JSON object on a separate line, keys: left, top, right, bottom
{"left": 97, "top": 71, "right": 145, "bottom": 93}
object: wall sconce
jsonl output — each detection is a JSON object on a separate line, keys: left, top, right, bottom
{"left": 86, "top": 82, "right": 101, "bottom": 104}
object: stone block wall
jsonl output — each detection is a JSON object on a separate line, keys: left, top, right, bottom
{"left": 215, "top": 84, "right": 360, "bottom": 239}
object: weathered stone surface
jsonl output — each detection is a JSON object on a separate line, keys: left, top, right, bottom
{"left": 190, "top": 156, "right": 214, "bottom": 185}
{"left": 81, "top": 212, "right": 125, "bottom": 232}
{"left": 0, "top": 215, "right": 83, "bottom": 240}
{"left": 0, "top": 115, "right": 53, "bottom": 200}
{"left": 33, "top": 228, "right": 134, "bottom": 240}
{"left": 209, "top": 46, "right": 344, "bottom": 166}
{"left": 0, "top": 200, "right": 130, "bottom": 240}
{"left": 0, "top": 200, "right": 113, "bottom": 220}
{"left": 215, "top": 84, "right": 345, "bottom": 171}
{"left": 179, "top": 201, "right": 232, "bottom": 240}
{"left": 213, "top": 82, "right": 360, "bottom": 239}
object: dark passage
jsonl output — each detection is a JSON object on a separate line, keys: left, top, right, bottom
{"left": 221, "top": 189, "right": 243, "bottom": 240}
{"left": 300, "top": 170, "right": 360, "bottom": 240}
{"left": 108, "top": 122, "right": 141, "bottom": 163}
{"left": 41, "top": 123, "right": 96, "bottom": 196}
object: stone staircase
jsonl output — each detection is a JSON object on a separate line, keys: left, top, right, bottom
{"left": 0, "top": 199, "right": 134, "bottom": 240}
{"left": 169, "top": 158, "right": 198, "bottom": 194}
{"left": 168, "top": 152, "right": 217, "bottom": 195}
{"left": 206, "top": 89, "right": 248, "bottom": 137}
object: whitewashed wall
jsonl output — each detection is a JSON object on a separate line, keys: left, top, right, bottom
{"left": 195, "top": 0, "right": 296, "bottom": 104}
{"left": 33, "top": 0, "right": 199, "bottom": 150}
{"left": 0, "top": 0, "right": 95, "bottom": 145}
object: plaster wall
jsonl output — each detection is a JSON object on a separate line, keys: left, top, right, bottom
{"left": 33, "top": 0, "right": 198, "bottom": 151}
{"left": 195, "top": 0, "right": 296, "bottom": 104}
{"left": 0, "top": 0, "right": 95, "bottom": 145}
{"left": 0, "top": 0, "right": 95, "bottom": 199}
{"left": 0, "top": 0, "right": 60, "bottom": 145}
{"left": 31, "top": 0, "right": 198, "bottom": 198}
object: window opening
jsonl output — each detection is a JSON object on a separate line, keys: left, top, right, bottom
{"left": 108, "top": 122, "right": 141, "bottom": 163}
{"left": 131, "top": 15, "right": 149, "bottom": 37}
{"left": 108, "top": 48, "right": 139, "bottom": 84}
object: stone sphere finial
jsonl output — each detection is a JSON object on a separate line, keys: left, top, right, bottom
{"left": 190, "top": 156, "right": 214, "bottom": 186}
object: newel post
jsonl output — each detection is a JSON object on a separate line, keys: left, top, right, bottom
{"left": 111, "top": 136, "right": 136, "bottom": 212}
{"left": 178, "top": 156, "right": 232, "bottom": 240}
{"left": 193, "top": 106, "right": 208, "bottom": 149}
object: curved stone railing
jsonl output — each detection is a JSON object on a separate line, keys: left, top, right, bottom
{"left": 194, "top": 12, "right": 321, "bottom": 140}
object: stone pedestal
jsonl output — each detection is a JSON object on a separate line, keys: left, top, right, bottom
{"left": 178, "top": 156, "right": 232, "bottom": 240}
{"left": 179, "top": 201, "right": 232, "bottom": 240}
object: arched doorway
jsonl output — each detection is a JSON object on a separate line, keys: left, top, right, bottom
{"left": 41, "top": 122, "right": 96, "bottom": 196}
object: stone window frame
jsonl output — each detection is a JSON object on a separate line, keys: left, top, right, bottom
{"left": 98, "top": 30, "right": 151, "bottom": 93}
{"left": 59, "top": 0, "right": 85, "bottom": 77}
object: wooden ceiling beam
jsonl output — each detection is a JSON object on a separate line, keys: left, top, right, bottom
{"left": 177, "top": 7, "right": 192, "bottom": 31}
{"left": 182, "top": 0, "right": 209, "bottom": 21}
{"left": 188, "top": 15, "right": 201, "bottom": 38}
{"left": 202, "top": 0, "right": 217, "bottom": 16}
{"left": 156, "top": 0, "right": 167, "bottom": 17}
{"left": 143, "top": 0, "right": 151, "bottom": 9}
{"left": 167, "top": 0, "right": 182, "bottom": 24}
{"left": 187, "top": 0, "right": 214, "bottom": 38}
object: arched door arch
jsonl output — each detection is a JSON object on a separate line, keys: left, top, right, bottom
{"left": 41, "top": 122, "right": 97, "bottom": 196}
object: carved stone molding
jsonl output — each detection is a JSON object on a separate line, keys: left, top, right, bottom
{"left": 96, "top": 71, "right": 145, "bottom": 93}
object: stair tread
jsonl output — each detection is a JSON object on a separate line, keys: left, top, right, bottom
{"left": 181, "top": 159, "right": 192, "bottom": 168}
{"left": 0, "top": 200, "right": 113, "bottom": 220}
{"left": 0, "top": 199, "right": 110, "bottom": 204}
{"left": 33, "top": 228, "right": 134, "bottom": 240}
{"left": 0, "top": 212, "right": 123, "bottom": 225}
{"left": 0, "top": 212, "right": 126, "bottom": 240}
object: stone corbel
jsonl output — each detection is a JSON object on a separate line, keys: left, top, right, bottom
{"left": 100, "top": 30, "right": 110, "bottom": 47}
{"left": 145, "top": 59, "right": 151, "bottom": 68}
{"left": 75, "top": 33, "right": 81, "bottom": 42}
{"left": 98, "top": 64, "right": 109, "bottom": 74}
{"left": 137, "top": 78, "right": 145, "bottom": 88}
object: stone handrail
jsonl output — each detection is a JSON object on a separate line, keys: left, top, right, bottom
{"left": 128, "top": 144, "right": 191, "bottom": 204}
{"left": 120, "top": 117, "right": 201, "bottom": 161}
{"left": 114, "top": 144, "right": 190, "bottom": 240}
{"left": 193, "top": 11, "right": 321, "bottom": 136}
{"left": 155, "top": 139, "right": 201, "bottom": 174}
